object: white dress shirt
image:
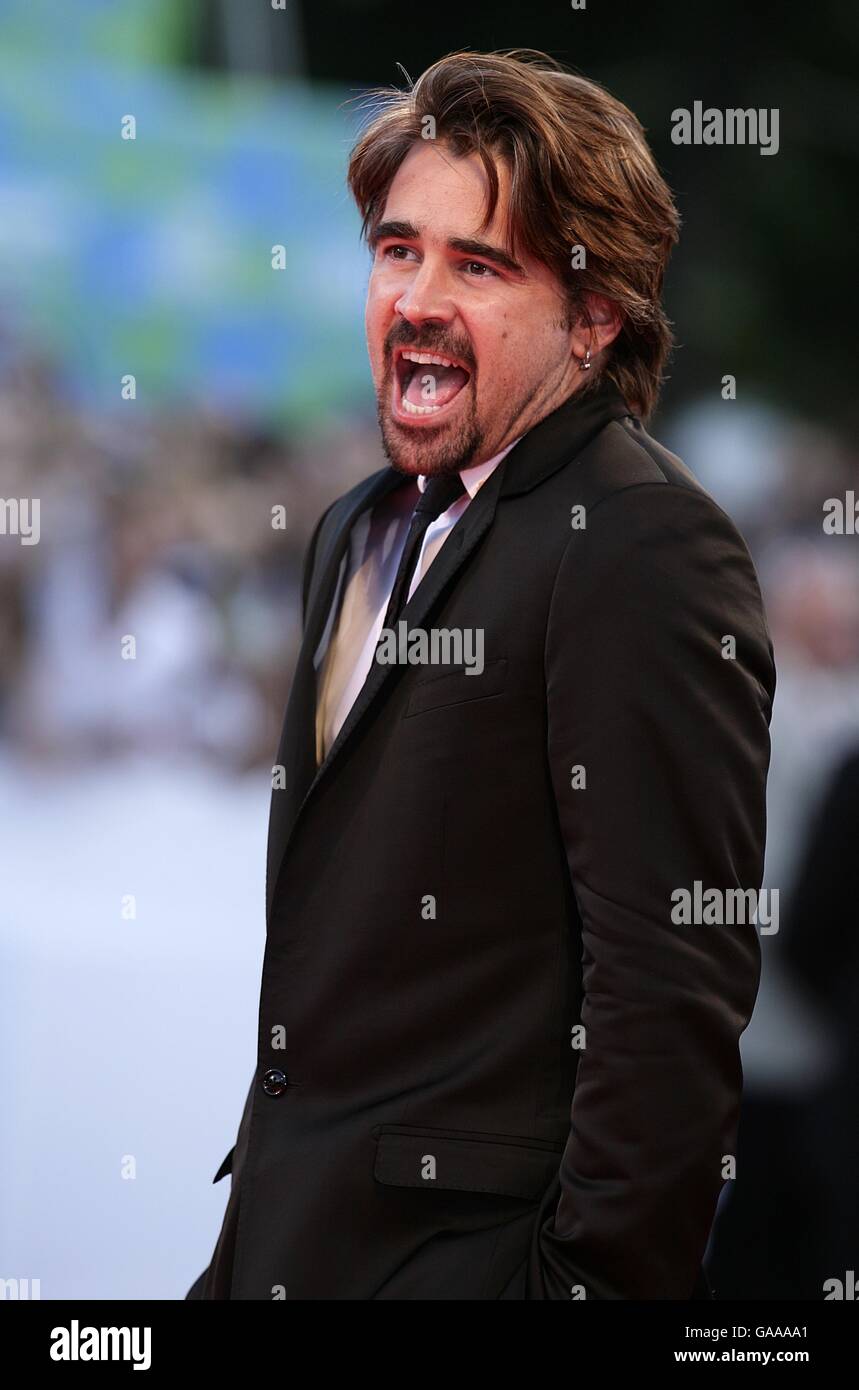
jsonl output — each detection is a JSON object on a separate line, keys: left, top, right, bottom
{"left": 314, "top": 440, "right": 520, "bottom": 764}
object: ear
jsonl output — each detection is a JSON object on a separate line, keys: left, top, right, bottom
{"left": 570, "top": 292, "right": 622, "bottom": 365}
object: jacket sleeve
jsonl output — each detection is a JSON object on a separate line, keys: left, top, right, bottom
{"left": 533, "top": 480, "right": 775, "bottom": 1299}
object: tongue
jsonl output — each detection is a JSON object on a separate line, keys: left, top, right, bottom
{"left": 405, "top": 363, "right": 469, "bottom": 408}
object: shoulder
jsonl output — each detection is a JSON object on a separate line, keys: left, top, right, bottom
{"left": 548, "top": 415, "right": 774, "bottom": 679}
{"left": 565, "top": 412, "right": 717, "bottom": 515}
{"left": 324, "top": 465, "right": 392, "bottom": 527}
{"left": 306, "top": 465, "right": 392, "bottom": 563}
{"left": 558, "top": 413, "right": 755, "bottom": 569}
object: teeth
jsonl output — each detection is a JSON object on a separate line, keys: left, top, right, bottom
{"left": 401, "top": 395, "right": 442, "bottom": 415}
{"left": 401, "top": 350, "right": 461, "bottom": 369}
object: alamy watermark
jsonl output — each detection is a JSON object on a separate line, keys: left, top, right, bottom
{"left": 1, "top": 1277, "right": 40, "bottom": 1299}
{"left": 822, "top": 491, "right": 859, "bottom": 534}
{"left": 671, "top": 103, "right": 779, "bottom": 156}
{"left": 50, "top": 1320, "right": 151, "bottom": 1370}
{"left": 375, "top": 621, "right": 484, "bottom": 674}
{"left": 0, "top": 497, "right": 40, "bottom": 544}
{"left": 671, "top": 882, "right": 779, "bottom": 934}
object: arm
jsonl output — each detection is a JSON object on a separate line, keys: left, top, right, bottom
{"left": 535, "top": 480, "right": 775, "bottom": 1299}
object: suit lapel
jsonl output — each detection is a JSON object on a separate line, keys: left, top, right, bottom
{"left": 265, "top": 466, "right": 405, "bottom": 918}
{"left": 307, "top": 455, "right": 505, "bottom": 788}
{"left": 499, "top": 378, "right": 632, "bottom": 498}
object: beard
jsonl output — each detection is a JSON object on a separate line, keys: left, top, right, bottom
{"left": 375, "top": 324, "right": 486, "bottom": 478}
{"left": 377, "top": 386, "right": 486, "bottom": 478}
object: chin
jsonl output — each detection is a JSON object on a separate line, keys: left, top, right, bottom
{"left": 379, "top": 407, "right": 484, "bottom": 479}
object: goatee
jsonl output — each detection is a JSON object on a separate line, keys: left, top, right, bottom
{"left": 377, "top": 322, "right": 483, "bottom": 477}
{"left": 378, "top": 404, "right": 485, "bottom": 479}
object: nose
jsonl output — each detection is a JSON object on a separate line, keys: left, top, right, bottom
{"left": 394, "top": 256, "right": 455, "bottom": 328}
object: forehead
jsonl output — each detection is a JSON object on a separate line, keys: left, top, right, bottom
{"left": 380, "top": 141, "right": 511, "bottom": 244}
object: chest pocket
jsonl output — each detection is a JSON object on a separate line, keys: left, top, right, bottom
{"left": 405, "top": 657, "right": 507, "bottom": 718}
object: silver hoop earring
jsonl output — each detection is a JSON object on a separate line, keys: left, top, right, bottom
{"left": 579, "top": 346, "right": 592, "bottom": 372}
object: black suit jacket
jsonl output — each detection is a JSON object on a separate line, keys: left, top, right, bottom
{"left": 189, "top": 379, "right": 775, "bottom": 1300}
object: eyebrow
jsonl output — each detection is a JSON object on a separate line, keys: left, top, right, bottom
{"left": 369, "top": 220, "right": 525, "bottom": 276}
{"left": 449, "top": 237, "right": 525, "bottom": 276}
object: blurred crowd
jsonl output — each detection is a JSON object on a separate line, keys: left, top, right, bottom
{"left": 0, "top": 345, "right": 381, "bottom": 771}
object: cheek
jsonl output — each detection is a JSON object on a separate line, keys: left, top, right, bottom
{"left": 475, "top": 311, "right": 564, "bottom": 394}
{"left": 473, "top": 324, "right": 527, "bottom": 394}
{"left": 366, "top": 269, "right": 400, "bottom": 322}
{"left": 365, "top": 289, "right": 389, "bottom": 376}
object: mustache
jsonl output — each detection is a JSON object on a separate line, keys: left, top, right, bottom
{"left": 384, "top": 324, "right": 476, "bottom": 373}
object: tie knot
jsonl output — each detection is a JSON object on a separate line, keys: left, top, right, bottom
{"left": 415, "top": 471, "right": 467, "bottom": 522}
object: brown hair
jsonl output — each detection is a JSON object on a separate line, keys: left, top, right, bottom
{"left": 347, "top": 49, "right": 680, "bottom": 420}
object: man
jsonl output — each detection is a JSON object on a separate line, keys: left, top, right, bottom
{"left": 187, "top": 49, "right": 774, "bottom": 1301}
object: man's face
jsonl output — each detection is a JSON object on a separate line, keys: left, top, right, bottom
{"left": 365, "top": 141, "right": 582, "bottom": 477}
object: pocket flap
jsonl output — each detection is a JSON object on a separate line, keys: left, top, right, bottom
{"left": 405, "top": 657, "right": 507, "bottom": 717}
{"left": 212, "top": 1144, "right": 236, "bottom": 1184}
{"left": 373, "top": 1124, "right": 563, "bottom": 1200}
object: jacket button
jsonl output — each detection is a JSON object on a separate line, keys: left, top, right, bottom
{"left": 261, "top": 1067, "right": 289, "bottom": 1097}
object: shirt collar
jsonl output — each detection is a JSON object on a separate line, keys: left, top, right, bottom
{"left": 417, "top": 437, "right": 522, "bottom": 501}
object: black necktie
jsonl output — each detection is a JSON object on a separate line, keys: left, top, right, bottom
{"left": 381, "top": 472, "right": 467, "bottom": 630}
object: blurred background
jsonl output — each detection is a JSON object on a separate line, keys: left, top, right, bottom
{"left": 0, "top": 0, "right": 856, "bottom": 1299}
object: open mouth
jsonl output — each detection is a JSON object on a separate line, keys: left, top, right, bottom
{"left": 392, "top": 348, "right": 472, "bottom": 422}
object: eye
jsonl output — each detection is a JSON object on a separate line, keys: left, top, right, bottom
{"left": 382, "top": 244, "right": 417, "bottom": 262}
{"left": 464, "top": 260, "right": 498, "bottom": 277}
